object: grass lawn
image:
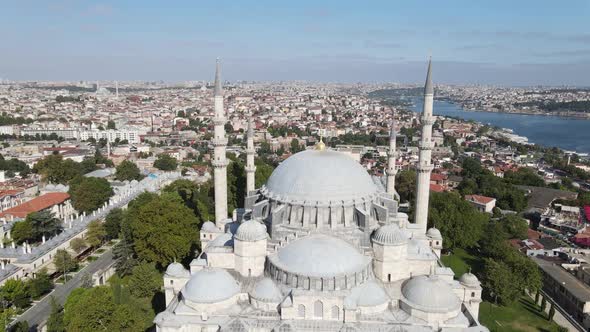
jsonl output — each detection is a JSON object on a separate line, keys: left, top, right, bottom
{"left": 479, "top": 297, "right": 564, "bottom": 332}
{"left": 443, "top": 249, "right": 566, "bottom": 332}
{"left": 441, "top": 248, "right": 484, "bottom": 276}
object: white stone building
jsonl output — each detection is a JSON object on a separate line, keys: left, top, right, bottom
{"left": 154, "top": 60, "right": 488, "bottom": 331}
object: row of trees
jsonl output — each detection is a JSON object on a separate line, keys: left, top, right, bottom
{"left": 33, "top": 152, "right": 113, "bottom": 184}
{"left": 0, "top": 154, "right": 30, "bottom": 178}
{"left": 0, "top": 270, "right": 53, "bottom": 310}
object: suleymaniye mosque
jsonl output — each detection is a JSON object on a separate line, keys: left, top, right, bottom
{"left": 153, "top": 59, "right": 489, "bottom": 331}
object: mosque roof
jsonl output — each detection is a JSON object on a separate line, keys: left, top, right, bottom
{"left": 344, "top": 280, "right": 389, "bottom": 309}
{"left": 402, "top": 275, "right": 460, "bottom": 312}
{"left": 426, "top": 227, "right": 442, "bottom": 240}
{"left": 182, "top": 268, "right": 239, "bottom": 303}
{"left": 264, "top": 150, "right": 378, "bottom": 204}
{"left": 459, "top": 272, "right": 480, "bottom": 288}
{"left": 372, "top": 223, "right": 408, "bottom": 246}
{"left": 165, "top": 262, "right": 190, "bottom": 278}
{"left": 272, "top": 234, "right": 369, "bottom": 278}
{"left": 235, "top": 219, "right": 267, "bottom": 242}
{"left": 251, "top": 278, "right": 283, "bottom": 302}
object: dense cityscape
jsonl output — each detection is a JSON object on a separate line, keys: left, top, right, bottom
{"left": 2, "top": 1, "right": 590, "bottom": 332}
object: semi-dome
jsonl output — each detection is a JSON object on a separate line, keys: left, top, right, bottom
{"left": 251, "top": 278, "right": 283, "bottom": 302}
{"left": 402, "top": 275, "right": 460, "bottom": 312}
{"left": 264, "top": 150, "right": 378, "bottom": 203}
{"left": 344, "top": 281, "right": 389, "bottom": 308}
{"left": 426, "top": 227, "right": 442, "bottom": 239}
{"left": 272, "top": 234, "right": 370, "bottom": 277}
{"left": 235, "top": 219, "right": 267, "bottom": 242}
{"left": 459, "top": 272, "right": 480, "bottom": 287}
{"left": 182, "top": 268, "right": 240, "bottom": 303}
{"left": 165, "top": 262, "right": 190, "bottom": 278}
{"left": 201, "top": 221, "right": 222, "bottom": 233}
{"left": 372, "top": 224, "right": 408, "bottom": 246}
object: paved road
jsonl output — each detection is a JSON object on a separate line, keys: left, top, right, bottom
{"left": 13, "top": 248, "right": 115, "bottom": 330}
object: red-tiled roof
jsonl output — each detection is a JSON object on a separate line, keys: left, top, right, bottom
{"left": 0, "top": 192, "right": 70, "bottom": 218}
{"left": 465, "top": 194, "right": 495, "bottom": 205}
{"left": 0, "top": 189, "right": 24, "bottom": 199}
{"left": 430, "top": 184, "right": 445, "bottom": 193}
{"left": 430, "top": 173, "right": 447, "bottom": 182}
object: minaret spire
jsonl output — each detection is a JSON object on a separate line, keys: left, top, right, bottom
{"left": 414, "top": 57, "right": 435, "bottom": 234}
{"left": 212, "top": 58, "right": 229, "bottom": 227}
{"left": 386, "top": 109, "right": 398, "bottom": 196}
{"left": 245, "top": 117, "right": 256, "bottom": 195}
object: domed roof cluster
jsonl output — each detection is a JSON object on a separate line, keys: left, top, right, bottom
{"left": 235, "top": 219, "right": 267, "bottom": 242}
{"left": 182, "top": 268, "right": 240, "bottom": 303}
{"left": 459, "top": 272, "right": 480, "bottom": 288}
{"left": 264, "top": 150, "right": 378, "bottom": 203}
{"left": 274, "top": 234, "right": 369, "bottom": 278}
{"left": 165, "top": 262, "right": 190, "bottom": 278}
{"left": 344, "top": 281, "right": 389, "bottom": 309}
{"left": 426, "top": 227, "right": 442, "bottom": 239}
{"left": 402, "top": 275, "right": 460, "bottom": 312}
{"left": 251, "top": 278, "right": 283, "bottom": 302}
{"left": 372, "top": 224, "right": 407, "bottom": 246}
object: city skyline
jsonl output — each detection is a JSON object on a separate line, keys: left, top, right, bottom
{"left": 1, "top": 0, "right": 590, "bottom": 85}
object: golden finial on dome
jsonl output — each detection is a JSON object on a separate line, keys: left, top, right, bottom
{"left": 316, "top": 130, "right": 326, "bottom": 151}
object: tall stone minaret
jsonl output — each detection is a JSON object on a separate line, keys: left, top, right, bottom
{"left": 212, "top": 59, "right": 228, "bottom": 227}
{"left": 386, "top": 110, "right": 398, "bottom": 196}
{"left": 413, "top": 58, "right": 434, "bottom": 234}
{"left": 245, "top": 117, "right": 256, "bottom": 195}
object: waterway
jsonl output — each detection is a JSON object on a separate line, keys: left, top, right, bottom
{"left": 411, "top": 99, "right": 590, "bottom": 154}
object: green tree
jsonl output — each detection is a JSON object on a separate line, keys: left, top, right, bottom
{"left": 33, "top": 154, "right": 81, "bottom": 184}
{"left": 255, "top": 159, "right": 274, "bottom": 188}
{"left": 26, "top": 269, "right": 53, "bottom": 299}
{"left": 85, "top": 220, "right": 106, "bottom": 248}
{"left": 504, "top": 167, "right": 545, "bottom": 187}
{"left": 153, "top": 154, "right": 177, "bottom": 171}
{"left": 113, "top": 238, "right": 138, "bottom": 277}
{"left": 10, "top": 220, "right": 33, "bottom": 244}
{"left": 428, "top": 192, "right": 488, "bottom": 249}
{"left": 27, "top": 210, "right": 62, "bottom": 240}
{"left": 68, "top": 176, "right": 113, "bottom": 213}
{"left": 482, "top": 258, "right": 520, "bottom": 305}
{"left": 70, "top": 238, "right": 87, "bottom": 253}
{"left": 107, "top": 120, "right": 116, "bottom": 130}
{"left": 104, "top": 208, "right": 124, "bottom": 240}
{"left": 1, "top": 279, "right": 29, "bottom": 309}
{"left": 46, "top": 296, "right": 65, "bottom": 332}
{"left": 479, "top": 222, "right": 512, "bottom": 259}
{"left": 128, "top": 263, "right": 162, "bottom": 298}
{"left": 63, "top": 286, "right": 151, "bottom": 332}
{"left": 500, "top": 214, "right": 529, "bottom": 239}
{"left": 290, "top": 138, "right": 302, "bottom": 153}
{"left": 129, "top": 194, "right": 199, "bottom": 267}
{"left": 53, "top": 249, "right": 77, "bottom": 276}
{"left": 115, "top": 160, "right": 142, "bottom": 181}
{"left": 395, "top": 170, "right": 416, "bottom": 204}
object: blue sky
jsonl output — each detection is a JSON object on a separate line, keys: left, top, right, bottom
{"left": 1, "top": 0, "right": 589, "bottom": 85}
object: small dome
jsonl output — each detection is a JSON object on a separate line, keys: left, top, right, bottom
{"left": 459, "top": 272, "right": 480, "bottom": 287}
{"left": 344, "top": 281, "right": 389, "bottom": 308}
{"left": 165, "top": 262, "right": 189, "bottom": 278}
{"left": 427, "top": 227, "right": 442, "bottom": 240}
{"left": 372, "top": 224, "right": 407, "bottom": 246}
{"left": 272, "top": 234, "right": 369, "bottom": 278}
{"left": 182, "top": 268, "right": 240, "bottom": 303}
{"left": 402, "top": 275, "right": 460, "bottom": 312}
{"left": 204, "top": 233, "right": 233, "bottom": 252}
{"left": 201, "top": 221, "right": 222, "bottom": 233}
{"left": 235, "top": 220, "right": 267, "bottom": 242}
{"left": 251, "top": 278, "right": 282, "bottom": 302}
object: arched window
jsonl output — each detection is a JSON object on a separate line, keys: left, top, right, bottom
{"left": 331, "top": 305, "right": 339, "bottom": 320}
{"left": 388, "top": 274, "right": 391, "bottom": 282}
{"left": 170, "top": 280, "right": 173, "bottom": 285}
{"left": 248, "top": 269, "right": 252, "bottom": 277}
{"left": 471, "top": 291, "right": 476, "bottom": 297}
{"left": 298, "top": 304, "right": 305, "bottom": 318}
{"left": 314, "top": 300, "right": 323, "bottom": 318}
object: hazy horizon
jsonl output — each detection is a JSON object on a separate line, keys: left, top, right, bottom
{"left": 2, "top": 0, "right": 589, "bottom": 85}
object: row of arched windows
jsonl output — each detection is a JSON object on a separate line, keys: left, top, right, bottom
{"left": 297, "top": 301, "right": 340, "bottom": 320}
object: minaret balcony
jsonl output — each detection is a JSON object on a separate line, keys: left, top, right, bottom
{"left": 417, "top": 164, "right": 434, "bottom": 173}
{"left": 245, "top": 165, "right": 256, "bottom": 172}
{"left": 212, "top": 138, "right": 228, "bottom": 146}
{"left": 213, "top": 118, "right": 226, "bottom": 126}
{"left": 246, "top": 148, "right": 256, "bottom": 154}
{"left": 420, "top": 117, "right": 435, "bottom": 126}
{"left": 212, "top": 160, "right": 229, "bottom": 168}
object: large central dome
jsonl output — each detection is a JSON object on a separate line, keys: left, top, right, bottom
{"left": 264, "top": 149, "right": 378, "bottom": 203}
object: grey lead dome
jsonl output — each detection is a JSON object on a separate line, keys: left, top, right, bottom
{"left": 273, "top": 234, "right": 369, "bottom": 277}
{"left": 235, "top": 219, "right": 267, "bottom": 241}
{"left": 265, "top": 149, "right": 378, "bottom": 203}
{"left": 182, "top": 268, "right": 239, "bottom": 303}
{"left": 402, "top": 275, "right": 460, "bottom": 312}
{"left": 372, "top": 223, "right": 408, "bottom": 246}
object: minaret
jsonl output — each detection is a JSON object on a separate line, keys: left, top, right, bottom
{"left": 115, "top": 81, "right": 119, "bottom": 99}
{"left": 413, "top": 58, "right": 435, "bottom": 234}
{"left": 212, "top": 59, "right": 229, "bottom": 227}
{"left": 386, "top": 110, "right": 398, "bottom": 196}
{"left": 245, "top": 117, "right": 256, "bottom": 195}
